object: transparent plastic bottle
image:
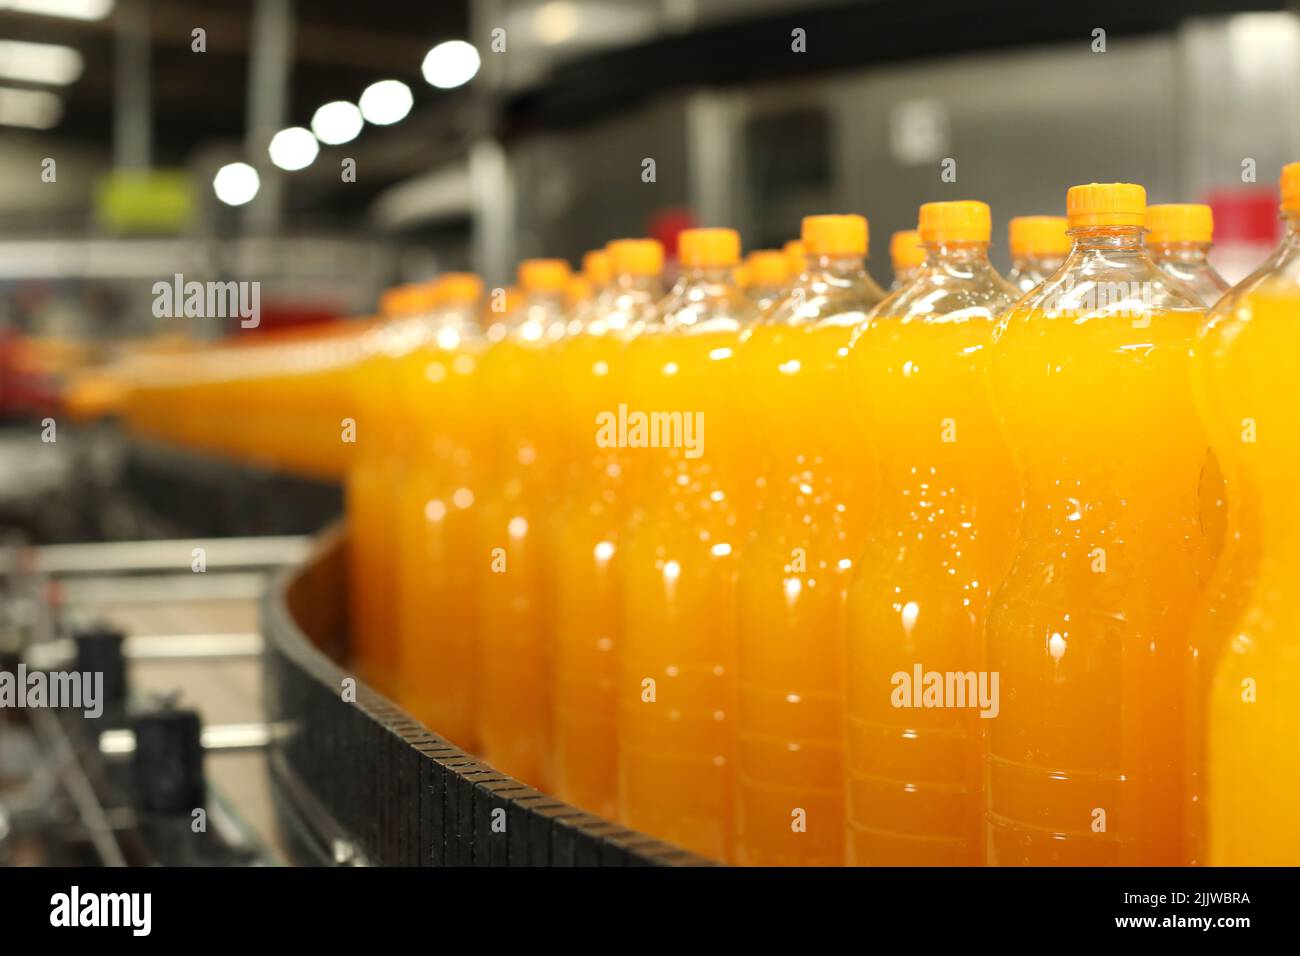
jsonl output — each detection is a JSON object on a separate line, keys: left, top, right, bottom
{"left": 986, "top": 183, "right": 1207, "bottom": 865}
{"left": 1146, "top": 204, "right": 1230, "bottom": 307}
{"left": 1006, "top": 216, "right": 1069, "bottom": 294}
{"left": 552, "top": 239, "right": 664, "bottom": 819}
{"left": 735, "top": 214, "right": 885, "bottom": 865}
{"left": 618, "top": 228, "right": 752, "bottom": 860}
{"left": 394, "top": 273, "right": 486, "bottom": 749}
{"left": 844, "top": 200, "right": 1021, "bottom": 866}
{"left": 476, "top": 258, "right": 571, "bottom": 787}
{"left": 1194, "top": 162, "right": 1300, "bottom": 864}
{"left": 889, "top": 228, "right": 925, "bottom": 290}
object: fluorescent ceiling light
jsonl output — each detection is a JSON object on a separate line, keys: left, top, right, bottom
{"left": 0, "top": 86, "right": 62, "bottom": 128}
{"left": 0, "top": 39, "right": 84, "bottom": 86}
{"left": 212, "top": 163, "right": 260, "bottom": 206}
{"left": 0, "top": 0, "right": 114, "bottom": 21}
{"left": 311, "top": 100, "right": 363, "bottom": 145}
{"left": 358, "top": 80, "right": 413, "bottom": 125}
{"left": 268, "top": 126, "right": 319, "bottom": 171}
{"left": 421, "top": 40, "right": 480, "bottom": 89}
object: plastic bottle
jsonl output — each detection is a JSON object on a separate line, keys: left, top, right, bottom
{"left": 844, "top": 200, "right": 1020, "bottom": 865}
{"left": 735, "top": 214, "right": 885, "bottom": 865}
{"left": 552, "top": 239, "right": 665, "bottom": 819}
{"left": 346, "top": 281, "right": 440, "bottom": 696}
{"left": 477, "top": 258, "right": 571, "bottom": 786}
{"left": 1007, "top": 216, "right": 1069, "bottom": 294}
{"left": 618, "top": 227, "right": 751, "bottom": 860}
{"left": 395, "top": 273, "right": 486, "bottom": 748}
{"left": 1195, "top": 162, "right": 1300, "bottom": 864}
{"left": 986, "top": 183, "right": 1207, "bottom": 865}
{"left": 1146, "top": 204, "right": 1230, "bottom": 307}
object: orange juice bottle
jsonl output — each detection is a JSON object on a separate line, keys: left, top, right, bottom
{"left": 394, "top": 273, "right": 486, "bottom": 748}
{"left": 889, "top": 229, "right": 925, "bottom": 290}
{"left": 1146, "top": 204, "right": 1233, "bottom": 589}
{"left": 552, "top": 239, "right": 665, "bottom": 819}
{"left": 735, "top": 214, "right": 885, "bottom": 866}
{"left": 476, "top": 258, "right": 571, "bottom": 786}
{"left": 741, "top": 250, "right": 790, "bottom": 313}
{"left": 346, "top": 282, "right": 439, "bottom": 696}
{"left": 1195, "top": 162, "right": 1300, "bottom": 864}
{"left": 618, "top": 227, "right": 752, "bottom": 860}
{"left": 844, "top": 200, "right": 1020, "bottom": 866}
{"left": 1006, "top": 215, "right": 1069, "bottom": 294}
{"left": 986, "top": 183, "right": 1207, "bottom": 865}
{"left": 1146, "top": 204, "right": 1230, "bottom": 307}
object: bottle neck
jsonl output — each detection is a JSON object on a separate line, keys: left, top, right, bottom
{"left": 679, "top": 264, "right": 737, "bottom": 285}
{"left": 1147, "top": 241, "right": 1213, "bottom": 265}
{"left": 613, "top": 272, "right": 662, "bottom": 295}
{"left": 921, "top": 240, "right": 1003, "bottom": 278}
{"left": 1067, "top": 224, "right": 1146, "bottom": 252}
{"left": 804, "top": 252, "right": 867, "bottom": 278}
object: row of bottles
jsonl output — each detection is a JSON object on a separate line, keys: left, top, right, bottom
{"left": 109, "top": 165, "right": 1298, "bottom": 866}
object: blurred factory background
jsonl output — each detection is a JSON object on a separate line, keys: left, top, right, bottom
{"left": 2, "top": 0, "right": 1298, "bottom": 344}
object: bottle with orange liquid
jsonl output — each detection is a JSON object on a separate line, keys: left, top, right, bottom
{"left": 735, "top": 214, "right": 885, "bottom": 866}
{"left": 844, "top": 200, "right": 1020, "bottom": 866}
{"left": 1193, "top": 162, "right": 1300, "bottom": 865}
{"left": 476, "top": 258, "right": 571, "bottom": 786}
{"left": 889, "top": 229, "right": 925, "bottom": 290}
{"left": 618, "top": 227, "right": 752, "bottom": 860}
{"left": 552, "top": 239, "right": 665, "bottom": 819}
{"left": 1146, "top": 204, "right": 1230, "bottom": 307}
{"left": 346, "top": 282, "right": 439, "bottom": 696}
{"left": 394, "top": 274, "right": 486, "bottom": 748}
{"left": 986, "top": 183, "right": 1206, "bottom": 865}
{"left": 1006, "top": 216, "right": 1069, "bottom": 294}
{"left": 1146, "top": 204, "right": 1233, "bottom": 588}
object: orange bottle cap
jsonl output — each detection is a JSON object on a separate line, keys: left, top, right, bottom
{"left": 1281, "top": 161, "right": 1300, "bottom": 213}
{"left": 745, "top": 250, "right": 789, "bottom": 287}
{"left": 582, "top": 249, "right": 612, "bottom": 287}
{"left": 783, "top": 239, "right": 806, "bottom": 274}
{"left": 1066, "top": 182, "right": 1146, "bottom": 229}
{"left": 889, "top": 229, "right": 925, "bottom": 270}
{"left": 607, "top": 238, "right": 664, "bottom": 277}
{"left": 919, "top": 200, "right": 992, "bottom": 244}
{"left": 678, "top": 227, "right": 741, "bottom": 268}
{"left": 1145, "top": 204, "right": 1214, "bottom": 245}
{"left": 1009, "top": 216, "right": 1070, "bottom": 258}
{"left": 801, "top": 214, "right": 868, "bottom": 256}
{"left": 518, "top": 258, "right": 572, "bottom": 293}
{"left": 437, "top": 272, "right": 484, "bottom": 305}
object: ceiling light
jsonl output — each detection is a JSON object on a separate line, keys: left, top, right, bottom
{"left": 421, "top": 40, "right": 480, "bottom": 90}
{"left": 212, "top": 163, "right": 260, "bottom": 206}
{"left": 0, "top": 87, "right": 61, "bottom": 128}
{"left": 311, "top": 100, "right": 364, "bottom": 145}
{"left": 0, "top": 39, "right": 84, "bottom": 86}
{"left": 358, "top": 80, "right": 413, "bottom": 125}
{"left": 267, "top": 126, "right": 319, "bottom": 171}
{"left": 0, "top": 0, "right": 114, "bottom": 21}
